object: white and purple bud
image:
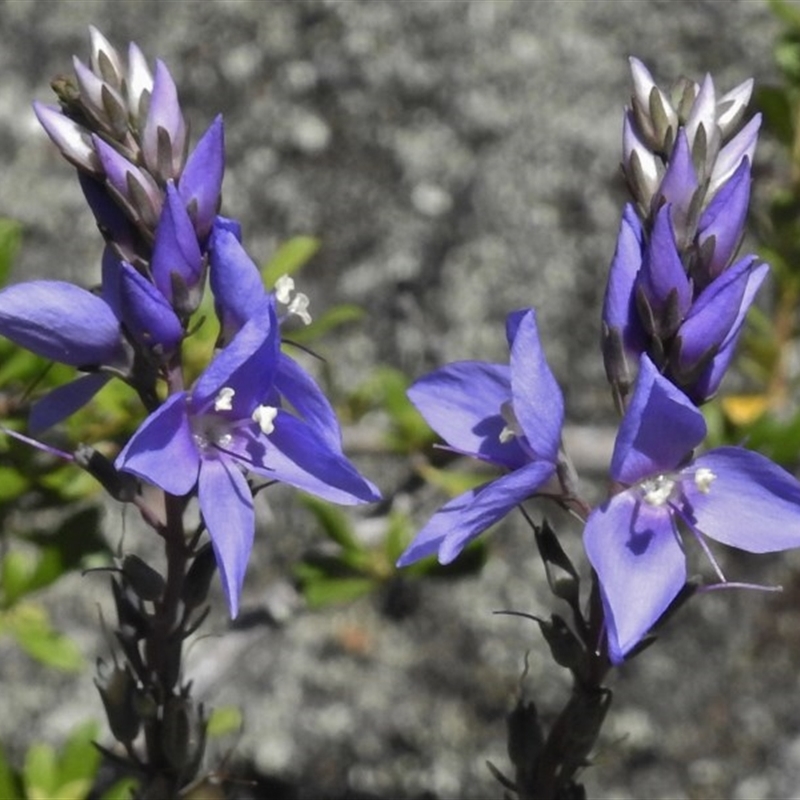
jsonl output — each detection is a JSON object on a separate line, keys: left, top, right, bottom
{"left": 33, "top": 102, "right": 100, "bottom": 174}
{"left": 142, "top": 60, "right": 188, "bottom": 181}
{"left": 88, "top": 25, "right": 124, "bottom": 90}
{"left": 93, "top": 135, "right": 163, "bottom": 230}
{"left": 72, "top": 56, "right": 129, "bottom": 139}
{"left": 126, "top": 42, "right": 154, "bottom": 125}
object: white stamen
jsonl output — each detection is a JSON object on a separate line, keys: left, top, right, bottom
{"left": 287, "top": 293, "right": 312, "bottom": 325}
{"left": 694, "top": 467, "right": 717, "bottom": 494}
{"left": 641, "top": 474, "right": 676, "bottom": 506}
{"left": 498, "top": 400, "right": 522, "bottom": 443}
{"left": 252, "top": 405, "right": 279, "bottom": 435}
{"left": 214, "top": 387, "right": 235, "bottom": 412}
{"left": 499, "top": 426, "right": 516, "bottom": 444}
{"left": 275, "top": 274, "right": 295, "bottom": 305}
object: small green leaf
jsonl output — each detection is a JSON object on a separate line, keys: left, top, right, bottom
{"left": 302, "top": 576, "right": 376, "bottom": 608}
{"left": 755, "top": 85, "right": 794, "bottom": 146}
{"left": 0, "top": 742, "right": 23, "bottom": 800}
{"left": 417, "top": 462, "right": 492, "bottom": 496}
{"left": 0, "top": 218, "right": 21, "bottom": 286}
{"left": 23, "top": 743, "right": 58, "bottom": 800}
{"left": 301, "top": 495, "right": 362, "bottom": 552}
{"left": 57, "top": 721, "right": 100, "bottom": 789}
{"left": 285, "top": 304, "right": 364, "bottom": 344}
{"left": 101, "top": 777, "right": 139, "bottom": 800}
{"left": 2, "top": 550, "right": 38, "bottom": 606}
{"left": 8, "top": 603, "right": 84, "bottom": 671}
{"left": 262, "top": 236, "right": 320, "bottom": 287}
{"left": 384, "top": 510, "right": 414, "bottom": 564}
{"left": 206, "top": 705, "right": 243, "bottom": 738}
{"left": 0, "top": 466, "right": 30, "bottom": 502}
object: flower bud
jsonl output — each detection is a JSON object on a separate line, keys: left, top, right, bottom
{"left": 95, "top": 661, "right": 142, "bottom": 743}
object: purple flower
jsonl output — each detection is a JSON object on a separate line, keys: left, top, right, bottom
{"left": 602, "top": 199, "right": 768, "bottom": 403}
{"left": 115, "top": 302, "right": 379, "bottom": 616}
{"left": 0, "top": 252, "right": 183, "bottom": 430}
{"left": 584, "top": 356, "right": 800, "bottom": 664}
{"left": 397, "top": 308, "right": 563, "bottom": 566}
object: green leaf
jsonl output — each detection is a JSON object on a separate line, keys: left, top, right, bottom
{"left": 0, "top": 742, "right": 23, "bottom": 800}
{"left": 384, "top": 510, "right": 414, "bottom": 564}
{"left": 300, "top": 495, "right": 362, "bottom": 552}
{"left": 23, "top": 743, "right": 58, "bottom": 800}
{"left": 206, "top": 705, "right": 243, "bottom": 738}
{"left": 1, "top": 550, "right": 38, "bottom": 606}
{"left": 302, "top": 576, "right": 376, "bottom": 608}
{"left": 0, "top": 219, "right": 21, "bottom": 286}
{"left": 7, "top": 603, "right": 84, "bottom": 671}
{"left": 755, "top": 85, "right": 795, "bottom": 146}
{"left": 284, "top": 304, "right": 364, "bottom": 344}
{"left": 0, "top": 466, "right": 30, "bottom": 503}
{"left": 100, "top": 777, "right": 139, "bottom": 800}
{"left": 57, "top": 721, "right": 100, "bottom": 789}
{"left": 417, "top": 462, "right": 493, "bottom": 496}
{"left": 771, "top": 0, "right": 800, "bottom": 30}
{"left": 262, "top": 236, "right": 320, "bottom": 287}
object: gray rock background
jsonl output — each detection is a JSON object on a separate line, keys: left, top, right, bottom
{"left": 2, "top": 1, "right": 800, "bottom": 798}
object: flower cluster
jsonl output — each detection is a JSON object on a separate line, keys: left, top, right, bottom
{"left": 397, "top": 59, "right": 800, "bottom": 665}
{"left": 603, "top": 58, "right": 765, "bottom": 407}
{"left": 0, "top": 28, "right": 379, "bottom": 616}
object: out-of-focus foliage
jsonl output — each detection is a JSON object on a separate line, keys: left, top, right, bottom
{"left": 0, "top": 721, "right": 136, "bottom": 800}
{"left": 707, "top": 0, "right": 800, "bottom": 467}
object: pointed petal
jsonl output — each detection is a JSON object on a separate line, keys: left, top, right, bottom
{"left": 208, "top": 223, "right": 266, "bottom": 335}
{"left": 33, "top": 102, "right": 98, "bottom": 173}
{"left": 584, "top": 492, "right": 686, "bottom": 664}
{"left": 396, "top": 487, "right": 483, "bottom": 566}
{"left": 676, "top": 255, "right": 756, "bottom": 373}
{"left": 126, "top": 42, "right": 153, "bottom": 119}
{"left": 622, "top": 114, "right": 659, "bottom": 200}
{"left": 151, "top": 182, "right": 203, "bottom": 302}
{"left": 685, "top": 73, "right": 716, "bottom": 151}
{"left": 115, "top": 392, "right": 199, "bottom": 496}
{"left": 236, "top": 411, "right": 380, "bottom": 505}
{"left": 689, "top": 260, "right": 768, "bottom": 401}
{"left": 275, "top": 353, "right": 344, "bottom": 454}
{"left": 119, "top": 262, "right": 184, "bottom": 352}
{"left": 708, "top": 114, "right": 760, "bottom": 198}
{"left": 79, "top": 173, "right": 137, "bottom": 258}
{"left": 88, "top": 26, "right": 123, "bottom": 86}
{"left": 612, "top": 355, "right": 706, "bottom": 484}
{"left": 602, "top": 204, "right": 645, "bottom": 346}
{"left": 92, "top": 134, "right": 161, "bottom": 213}
{"left": 192, "top": 301, "right": 279, "bottom": 414}
{"left": 697, "top": 158, "right": 751, "bottom": 279}
{"left": 178, "top": 115, "right": 224, "bottom": 241}
{"left": 0, "top": 281, "right": 122, "bottom": 367}
{"left": 142, "top": 60, "right": 187, "bottom": 178}
{"left": 683, "top": 447, "right": 800, "bottom": 553}
{"left": 716, "top": 79, "right": 754, "bottom": 137}
{"left": 407, "top": 361, "right": 527, "bottom": 470}
{"left": 198, "top": 456, "right": 253, "bottom": 618}
{"left": 29, "top": 373, "right": 111, "bottom": 433}
{"left": 437, "top": 460, "right": 555, "bottom": 564}
{"left": 639, "top": 204, "right": 692, "bottom": 321}
{"left": 506, "top": 308, "right": 563, "bottom": 462}
{"left": 657, "top": 129, "right": 698, "bottom": 236}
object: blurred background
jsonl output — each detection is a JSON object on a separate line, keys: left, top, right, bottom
{"left": 1, "top": 1, "right": 799, "bottom": 798}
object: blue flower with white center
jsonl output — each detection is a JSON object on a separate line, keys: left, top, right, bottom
{"left": 397, "top": 308, "right": 564, "bottom": 567}
{"left": 585, "top": 355, "right": 800, "bottom": 664}
{"left": 115, "top": 301, "right": 380, "bottom": 617}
